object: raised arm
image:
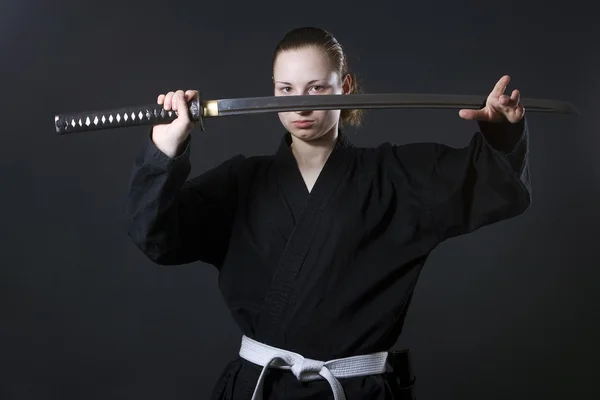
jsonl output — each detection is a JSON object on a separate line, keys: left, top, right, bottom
{"left": 391, "top": 75, "right": 532, "bottom": 242}
{"left": 125, "top": 89, "right": 243, "bottom": 267}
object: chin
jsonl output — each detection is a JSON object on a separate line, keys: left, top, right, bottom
{"left": 289, "top": 128, "right": 324, "bottom": 142}
{"left": 288, "top": 121, "right": 338, "bottom": 141}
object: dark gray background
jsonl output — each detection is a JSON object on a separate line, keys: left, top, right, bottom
{"left": 1, "top": 0, "right": 598, "bottom": 399}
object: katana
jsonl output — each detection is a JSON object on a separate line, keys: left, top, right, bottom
{"left": 54, "top": 92, "right": 580, "bottom": 135}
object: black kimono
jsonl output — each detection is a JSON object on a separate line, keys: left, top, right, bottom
{"left": 125, "top": 116, "right": 531, "bottom": 399}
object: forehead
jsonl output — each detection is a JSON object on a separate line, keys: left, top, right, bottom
{"left": 273, "top": 46, "right": 337, "bottom": 82}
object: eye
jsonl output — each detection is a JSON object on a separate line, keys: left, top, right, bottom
{"left": 279, "top": 86, "right": 292, "bottom": 93}
{"left": 310, "top": 85, "right": 324, "bottom": 92}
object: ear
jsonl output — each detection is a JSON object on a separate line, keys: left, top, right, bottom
{"left": 342, "top": 73, "right": 352, "bottom": 94}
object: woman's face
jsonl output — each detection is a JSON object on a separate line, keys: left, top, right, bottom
{"left": 273, "top": 46, "right": 350, "bottom": 142}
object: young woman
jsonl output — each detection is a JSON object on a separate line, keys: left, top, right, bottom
{"left": 126, "top": 27, "right": 530, "bottom": 400}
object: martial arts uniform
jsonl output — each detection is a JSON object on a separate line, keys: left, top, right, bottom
{"left": 125, "top": 116, "right": 530, "bottom": 399}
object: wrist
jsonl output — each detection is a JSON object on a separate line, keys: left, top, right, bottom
{"left": 152, "top": 136, "right": 186, "bottom": 159}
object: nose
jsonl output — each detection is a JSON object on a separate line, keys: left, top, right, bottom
{"left": 291, "top": 88, "right": 312, "bottom": 115}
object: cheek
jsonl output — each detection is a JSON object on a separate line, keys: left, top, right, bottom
{"left": 278, "top": 112, "right": 296, "bottom": 128}
{"left": 277, "top": 112, "right": 289, "bottom": 122}
{"left": 319, "top": 110, "right": 341, "bottom": 123}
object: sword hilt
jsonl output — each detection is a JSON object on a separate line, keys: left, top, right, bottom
{"left": 54, "top": 94, "right": 204, "bottom": 135}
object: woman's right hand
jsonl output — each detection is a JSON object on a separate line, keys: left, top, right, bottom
{"left": 152, "top": 89, "right": 198, "bottom": 158}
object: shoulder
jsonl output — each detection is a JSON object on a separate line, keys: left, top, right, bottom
{"left": 184, "top": 153, "right": 275, "bottom": 196}
{"left": 204, "top": 153, "right": 277, "bottom": 184}
{"left": 233, "top": 154, "right": 276, "bottom": 173}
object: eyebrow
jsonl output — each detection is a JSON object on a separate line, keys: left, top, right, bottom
{"left": 274, "top": 79, "right": 327, "bottom": 85}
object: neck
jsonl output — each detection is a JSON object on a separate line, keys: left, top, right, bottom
{"left": 290, "top": 126, "right": 338, "bottom": 169}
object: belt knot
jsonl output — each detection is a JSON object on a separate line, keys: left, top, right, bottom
{"left": 290, "top": 357, "right": 325, "bottom": 380}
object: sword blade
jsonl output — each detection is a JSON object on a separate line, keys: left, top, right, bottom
{"left": 210, "top": 93, "right": 580, "bottom": 116}
{"left": 54, "top": 92, "right": 579, "bottom": 135}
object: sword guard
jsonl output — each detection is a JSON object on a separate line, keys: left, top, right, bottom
{"left": 188, "top": 93, "right": 204, "bottom": 131}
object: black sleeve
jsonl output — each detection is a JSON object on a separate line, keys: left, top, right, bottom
{"left": 124, "top": 131, "right": 244, "bottom": 268}
{"left": 392, "top": 116, "right": 531, "bottom": 243}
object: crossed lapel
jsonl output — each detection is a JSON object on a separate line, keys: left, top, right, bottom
{"left": 255, "top": 130, "right": 355, "bottom": 345}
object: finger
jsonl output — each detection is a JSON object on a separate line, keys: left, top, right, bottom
{"left": 172, "top": 90, "right": 185, "bottom": 112}
{"left": 157, "top": 94, "right": 165, "bottom": 105}
{"left": 459, "top": 108, "right": 486, "bottom": 120}
{"left": 488, "top": 95, "right": 510, "bottom": 110}
{"left": 491, "top": 75, "right": 510, "bottom": 97}
{"left": 510, "top": 89, "right": 520, "bottom": 104}
{"left": 498, "top": 94, "right": 511, "bottom": 106}
{"left": 516, "top": 103, "right": 525, "bottom": 118}
{"left": 164, "top": 91, "right": 175, "bottom": 110}
{"left": 174, "top": 91, "right": 190, "bottom": 122}
{"left": 185, "top": 90, "right": 198, "bottom": 101}
{"left": 504, "top": 103, "right": 525, "bottom": 123}
{"left": 495, "top": 91, "right": 520, "bottom": 111}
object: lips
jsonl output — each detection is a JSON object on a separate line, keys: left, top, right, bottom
{"left": 293, "top": 120, "right": 314, "bottom": 128}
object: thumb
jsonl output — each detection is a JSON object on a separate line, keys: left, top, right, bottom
{"left": 458, "top": 108, "right": 485, "bottom": 121}
{"left": 173, "top": 91, "right": 191, "bottom": 123}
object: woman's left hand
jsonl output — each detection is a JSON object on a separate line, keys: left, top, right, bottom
{"left": 459, "top": 75, "right": 525, "bottom": 124}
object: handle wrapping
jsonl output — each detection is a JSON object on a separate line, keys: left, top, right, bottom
{"left": 54, "top": 96, "right": 203, "bottom": 135}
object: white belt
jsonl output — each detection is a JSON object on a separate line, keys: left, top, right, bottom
{"left": 238, "top": 335, "right": 389, "bottom": 400}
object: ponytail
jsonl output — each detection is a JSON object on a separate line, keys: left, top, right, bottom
{"left": 340, "top": 71, "right": 365, "bottom": 127}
